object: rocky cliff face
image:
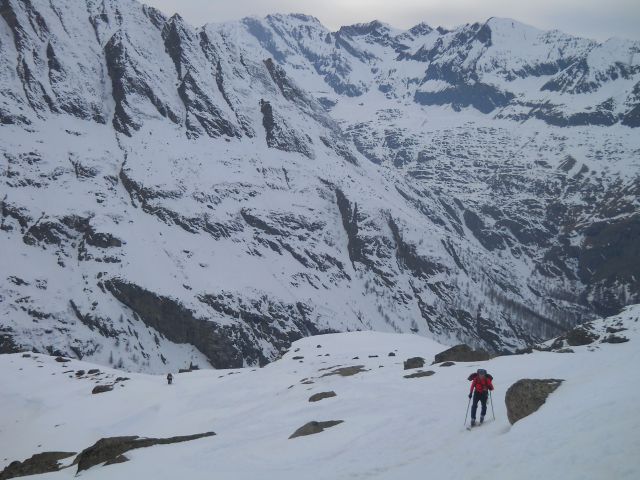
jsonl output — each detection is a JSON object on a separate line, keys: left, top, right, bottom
{"left": 1, "top": 0, "right": 638, "bottom": 372}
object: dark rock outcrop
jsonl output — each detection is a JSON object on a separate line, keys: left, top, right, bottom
{"left": 75, "top": 432, "right": 215, "bottom": 472}
{"left": 335, "top": 189, "right": 368, "bottom": 267}
{"left": 0, "top": 330, "right": 21, "bottom": 354}
{"left": 289, "top": 420, "right": 343, "bottom": 439}
{"left": 414, "top": 82, "right": 515, "bottom": 114}
{"left": 260, "top": 99, "right": 314, "bottom": 159}
{"left": 565, "top": 325, "right": 599, "bottom": 346}
{"left": 505, "top": 379, "right": 564, "bottom": 425}
{"left": 104, "top": 32, "right": 181, "bottom": 136}
{"left": 309, "top": 391, "right": 337, "bottom": 402}
{"left": 433, "top": 345, "right": 492, "bottom": 363}
{"left": 104, "top": 279, "right": 245, "bottom": 368}
{"left": 0, "top": 452, "right": 76, "bottom": 480}
{"left": 320, "top": 365, "right": 366, "bottom": 377}
{"left": 404, "top": 370, "right": 435, "bottom": 379}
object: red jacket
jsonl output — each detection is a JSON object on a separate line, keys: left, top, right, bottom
{"left": 470, "top": 376, "right": 494, "bottom": 394}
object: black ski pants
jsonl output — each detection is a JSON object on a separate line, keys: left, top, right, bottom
{"left": 471, "top": 390, "right": 488, "bottom": 419}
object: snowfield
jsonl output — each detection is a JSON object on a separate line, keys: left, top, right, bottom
{"left": 1, "top": 305, "right": 639, "bottom": 480}
{"left": 1, "top": 1, "right": 639, "bottom": 372}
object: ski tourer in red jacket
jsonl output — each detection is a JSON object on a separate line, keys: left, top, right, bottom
{"left": 468, "top": 369, "right": 493, "bottom": 426}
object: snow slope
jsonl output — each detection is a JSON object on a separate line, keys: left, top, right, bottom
{"left": 1, "top": 305, "right": 639, "bottom": 479}
{"left": 1, "top": 0, "right": 639, "bottom": 372}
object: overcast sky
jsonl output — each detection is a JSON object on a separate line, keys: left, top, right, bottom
{"left": 143, "top": 0, "right": 640, "bottom": 41}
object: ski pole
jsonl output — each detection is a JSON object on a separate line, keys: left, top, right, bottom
{"left": 490, "top": 391, "right": 495, "bottom": 420}
{"left": 464, "top": 395, "right": 471, "bottom": 426}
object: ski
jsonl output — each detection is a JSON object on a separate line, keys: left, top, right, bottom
{"left": 466, "top": 419, "right": 489, "bottom": 430}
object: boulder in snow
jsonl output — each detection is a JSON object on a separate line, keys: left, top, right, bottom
{"left": 606, "top": 326, "right": 627, "bottom": 334}
{"left": 433, "top": 345, "right": 491, "bottom": 363}
{"left": 91, "top": 385, "right": 114, "bottom": 394}
{"left": 602, "top": 334, "right": 629, "bottom": 344}
{"left": 403, "top": 357, "right": 425, "bottom": 370}
{"left": 505, "top": 379, "right": 564, "bottom": 425}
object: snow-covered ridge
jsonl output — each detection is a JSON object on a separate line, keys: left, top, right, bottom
{"left": 1, "top": 0, "right": 639, "bottom": 373}
{"left": 1, "top": 305, "right": 639, "bottom": 479}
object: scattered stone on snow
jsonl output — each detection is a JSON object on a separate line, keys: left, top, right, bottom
{"left": 320, "top": 365, "right": 366, "bottom": 377}
{"left": 404, "top": 370, "right": 435, "bottom": 379}
{"left": 309, "top": 391, "right": 337, "bottom": 402}
{"left": 289, "top": 421, "right": 343, "bottom": 439}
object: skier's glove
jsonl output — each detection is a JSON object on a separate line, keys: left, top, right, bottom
{"left": 468, "top": 393, "right": 472, "bottom": 399}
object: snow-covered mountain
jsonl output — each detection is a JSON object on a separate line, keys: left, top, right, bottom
{"left": 1, "top": 305, "right": 639, "bottom": 479}
{"left": 1, "top": 0, "right": 639, "bottom": 372}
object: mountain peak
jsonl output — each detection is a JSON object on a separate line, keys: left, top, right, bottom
{"left": 337, "top": 20, "right": 398, "bottom": 37}
{"left": 407, "top": 22, "right": 434, "bottom": 37}
{"left": 265, "top": 13, "right": 324, "bottom": 26}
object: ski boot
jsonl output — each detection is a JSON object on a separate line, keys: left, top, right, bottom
{"left": 470, "top": 418, "right": 476, "bottom": 427}
{"left": 480, "top": 416, "right": 485, "bottom": 425}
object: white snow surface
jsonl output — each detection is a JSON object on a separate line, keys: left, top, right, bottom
{"left": 1, "top": 305, "right": 639, "bottom": 479}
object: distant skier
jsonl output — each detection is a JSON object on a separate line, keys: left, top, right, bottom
{"left": 167, "top": 373, "right": 173, "bottom": 385}
{"left": 468, "top": 368, "right": 493, "bottom": 426}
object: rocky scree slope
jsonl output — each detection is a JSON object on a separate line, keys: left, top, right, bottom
{"left": 0, "top": 0, "right": 639, "bottom": 372}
